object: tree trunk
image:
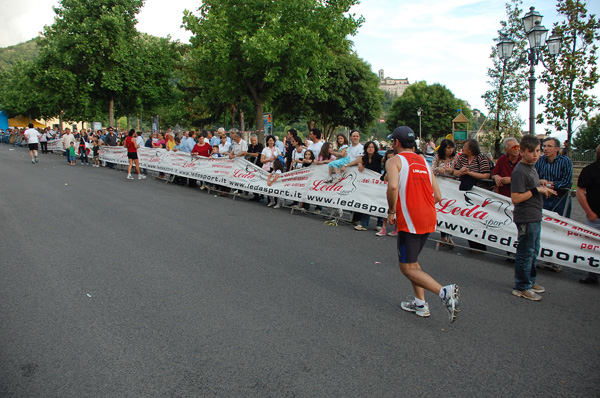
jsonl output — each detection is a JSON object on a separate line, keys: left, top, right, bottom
{"left": 240, "top": 109, "right": 245, "bottom": 134}
{"left": 245, "top": 79, "right": 264, "bottom": 142}
{"left": 126, "top": 114, "right": 130, "bottom": 130}
{"left": 108, "top": 97, "right": 115, "bottom": 127}
{"left": 254, "top": 100, "right": 264, "bottom": 143}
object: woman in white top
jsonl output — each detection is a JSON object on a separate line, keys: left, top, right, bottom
{"left": 290, "top": 136, "right": 306, "bottom": 169}
{"left": 260, "top": 135, "right": 282, "bottom": 172}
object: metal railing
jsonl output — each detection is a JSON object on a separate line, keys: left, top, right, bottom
{"left": 571, "top": 150, "right": 596, "bottom": 163}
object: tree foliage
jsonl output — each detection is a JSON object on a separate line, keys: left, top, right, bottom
{"left": 386, "top": 81, "right": 472, "bottom": 141}
{"left": 573, "top": 115, "right": 600, "bottom": 150}
{"left": 38, "top": 0, "right": 144, "bottom": 125}
{"left": 0, "top": 60, "right": 42, "bottom": 119}
{"left": 538, "top": 0, "right": 600, "bottom": 145}
{"left": 276, "top": 52, "right": 383, "bottom": 141}
{"left": 182, "top": 0, "right": 363, "bottom": 141}
{"left": 482, "top": 0, "right": 528, "bottom": 158}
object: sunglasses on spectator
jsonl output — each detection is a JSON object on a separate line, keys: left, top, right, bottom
{"left": 509, "top": 144, "right": 520, "bottom": 149}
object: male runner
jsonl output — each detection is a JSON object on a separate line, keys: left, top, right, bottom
{"left": 386, "top": 126, "right": 460, "bottom": 322}
{"left": 24, "top": 123, "right": 41, "bottom": 164}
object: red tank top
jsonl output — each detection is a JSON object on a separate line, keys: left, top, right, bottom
{"left": 395, "top": 152, "right": 436, "bottom": 234}
{"left": 125, "top": 136, "right": 136, "bottom": 153}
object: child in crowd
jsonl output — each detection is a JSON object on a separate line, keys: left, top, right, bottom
{"left": 69, "top": 142, "right": 76, "bottom": 166}
{"left": 302, "top": 150, "right": 315, "bottom": 167}
{"left": 324, "top": 134, "right": 349, "bottom": 183}
{"left": 267, "top": 157, "right": 285, "bottom": 209}
{"left": 376, "top": 150, "right": 398, "bottom": 237}
{"left": 316, "top": 142, "right": 336, "bottom": 165}
{"left": 92, "top": 139, "right": 100, "bottom": 167}
{"left": 510, "top": 135, "right": 556, "bottom": 301}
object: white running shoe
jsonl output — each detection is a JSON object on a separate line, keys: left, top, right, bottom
{"left": 400, "top": 298, "right": 430, "bottom": 317}
{"left": 273, "top": 204, "right": 281, "bottom": 209}
{"left": 138, "top": 174, "right": 146, "bottom": 180}
{"left": 127, "top": 175, "right": 134, "bottom": 180}
{"left": 440, "top": 284, "right": 460, "bottom": 323}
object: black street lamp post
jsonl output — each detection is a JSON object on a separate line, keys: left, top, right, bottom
{"left": 496, "top": 6, "right": 562, "bottom": 136}
{"left": 417, "top": 107, "right": 423, "bottom": 142}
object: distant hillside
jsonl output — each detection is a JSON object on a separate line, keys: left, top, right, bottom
{"left": 0, "top": 38, "right": 40, "bottom": 70}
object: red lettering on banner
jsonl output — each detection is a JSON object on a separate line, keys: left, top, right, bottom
{"left": 233, "top": 169, "right": 254, "bottom": 179}
{"left": 310, "top": 180, "right": 343, "bottom": 192}
{"left": 436, "top": 199, "right": 489, "bottom": 220}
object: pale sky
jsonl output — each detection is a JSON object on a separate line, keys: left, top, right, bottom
{"left": 1, "top": 0, "right": 599, "bottom": 139}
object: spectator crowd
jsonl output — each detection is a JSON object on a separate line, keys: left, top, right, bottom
{"left": 4, "top": 124, "right": 597, "bottom": 286}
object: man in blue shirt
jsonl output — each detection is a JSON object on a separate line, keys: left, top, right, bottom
{"left": 535, "top": 137, "right": 573, "bottom": 218}
{"left": 535, "top": 137, "right": 573, "bottom": 272}
{"left": 185, "top": 131, "right": 197, "bottom": 153}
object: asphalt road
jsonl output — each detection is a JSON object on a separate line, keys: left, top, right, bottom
{"left": 1, "top": 146, "right": 598, "bottom": 397}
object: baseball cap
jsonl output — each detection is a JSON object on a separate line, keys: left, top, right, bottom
{"left": 389, "top": 126, "right": 416, "bottom": 147}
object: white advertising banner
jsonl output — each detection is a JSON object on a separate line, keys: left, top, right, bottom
{"left": 435, "top": 178, "right": 600, "bottom": 273}
{"left": 100, "top": 147, "right": 389, "bottom": 217}
{"left": 47, "top": 139, "right": 63, "bottom": 152}
{"left": 99, "top": 147, "right": 600, "bottom": 273}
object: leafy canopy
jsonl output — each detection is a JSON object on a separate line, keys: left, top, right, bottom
{"left": 182, "top": 0, "right": 363, "bottom": 140}
{"left": 538, "top": 0, "right": 600, "bottom": 144}
{"left": 386, "top": 81, "right": 472, "bottom": 141}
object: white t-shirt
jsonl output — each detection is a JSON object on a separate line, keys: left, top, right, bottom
{"left": 292, "top": 147, "right": 306, "bottom": 169}
{"left": 347, "top": 143, "right": 364, "bottom": 162}
{"left": 24, "top": 128, "right": 40, "bottom": 144}
{"left": 219, "top": 142, "right": 231, "bottom": 155}
{"left": 261, "top": 146, "right": 281, "bottom": 170}
{"left": 231, "top": 139, "right": 248, "bottom": 156}
{"left": 308, "top": 140, "right": 323, "bottom": 157}
{"left": 62, "top": 133, "right": 75, "bottom": 149}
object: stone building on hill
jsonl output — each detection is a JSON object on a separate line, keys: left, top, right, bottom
{"left": 378, "top": 69, "right": 410, "bottom": 97}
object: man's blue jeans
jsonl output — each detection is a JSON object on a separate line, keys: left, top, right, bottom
{"left": 514, "top": 221, "right": 541, "bottom": 291}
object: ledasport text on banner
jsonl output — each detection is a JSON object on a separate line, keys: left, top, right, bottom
{"left": 96, "top": 146, "right": 599, "bottom": 273}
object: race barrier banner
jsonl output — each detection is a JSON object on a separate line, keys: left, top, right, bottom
{"left": 100, "top": 146, "right": 388, "bottom": 217}
{"left": 47, "top": 139, "right": 91, "bottom": 153}
{"left": 435, "top": 178, "right": 600, "bottom": 273}
{"left": 98, "top": 146, "right": 599, "bottom": 273}
{"left": 47, "top": 139, "right": 63, "bottom": 152}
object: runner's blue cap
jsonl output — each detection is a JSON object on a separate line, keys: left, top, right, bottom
{"left": 390, "top": 126, "right": 415, "bottom": 147}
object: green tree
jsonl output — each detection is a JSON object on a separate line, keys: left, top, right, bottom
{"left": 0, "top": 61, "right": 42, "bottom": 119}
{"left": 386, "top": 81, "right": 472, "bottom": 141}
{"left": 279, "top": 52, "right": 383, "bottom": 141}
{"left": 118, "top": 34, "right": 182, "bottom": 121}
{"left": 573, "top": 115, "right": 600, "bottom": 150}
{"left": 538, "top": 0, "right": 600, "bottom": 148}
{"left": 39, "top": 0, "right": 144, "bottom": 126}
{"left": 182, "top": 0, "right": 363, "bottom": 142}
{"left": 482, "top": 0, "right": 528, "bottom": 157}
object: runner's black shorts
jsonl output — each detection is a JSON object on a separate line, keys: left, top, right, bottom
{"left": 127, "top": 152, "right": 138, "bottom": 160}
{"left": 28, "top": 143, "right": 39, "bottom": 151}
{"left": 397, "top": 231, "right": 430, "bottom": 263}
